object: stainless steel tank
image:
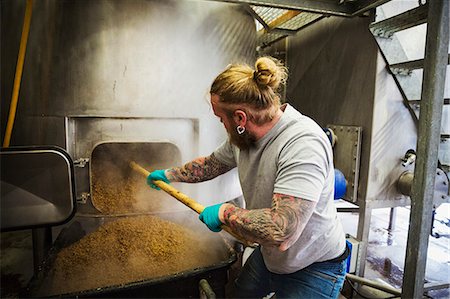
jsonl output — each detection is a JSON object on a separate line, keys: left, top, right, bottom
{"left": 1, "top": 1, "right": 255, "bottom": 296}
{"left": 2, "top": 0, "right": 256, "bottom": 206}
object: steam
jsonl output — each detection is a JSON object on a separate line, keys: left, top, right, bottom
{"left": 90, "top": 142, "right": 241, "bottom": 252}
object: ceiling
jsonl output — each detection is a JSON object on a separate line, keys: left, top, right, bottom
{"left": 207, "top": 0, "right": 391, "bottom": 48}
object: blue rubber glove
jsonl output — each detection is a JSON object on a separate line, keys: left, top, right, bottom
{"left": 199, "top": 203, "right": 224, "bottom": 232}
{"left": 146, "top": 169, "right": 170, "bottom": 190}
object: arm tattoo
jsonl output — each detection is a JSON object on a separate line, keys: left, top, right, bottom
{"left": 166, "top": 153, "right": 234, "bottom": 183}
{"left": 222, "top": 193, "right": 316, "bottom": 250}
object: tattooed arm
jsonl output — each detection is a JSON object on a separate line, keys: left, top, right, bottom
{"left": 165, "top": 153, "right": 234, "bottom": 183}
{"left": 219, "top": 193, "right": 316, "bottom": 251}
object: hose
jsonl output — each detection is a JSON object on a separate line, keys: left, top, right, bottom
{"left": 3, "top": 0, "right": 33, "bottom": 147}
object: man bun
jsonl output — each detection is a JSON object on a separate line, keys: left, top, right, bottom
{"left": 210, "top": 56, "right": 287, "bottom": 124}
{"left": 253, "top": 56, "right": 288, "bottom": 90}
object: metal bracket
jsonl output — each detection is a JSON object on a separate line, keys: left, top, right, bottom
{"left": 74, "top": 158, "right": 89, "bottom": 168}
{"left": 76, "top": 192, "right": 90, "bottom": 204}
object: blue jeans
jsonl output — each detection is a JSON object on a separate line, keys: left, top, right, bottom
{"left": 234, "top": 247, "right": 346, "bottom": 299}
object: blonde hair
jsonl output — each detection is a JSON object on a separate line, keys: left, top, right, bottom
{"left": 210, "top": 56, "right": 288, "bottom": 124}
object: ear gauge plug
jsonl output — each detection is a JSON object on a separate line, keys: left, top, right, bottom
{"left": 236, "top": 126, "right": 245, "bottom": 135}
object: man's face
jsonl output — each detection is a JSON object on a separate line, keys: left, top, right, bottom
{"left": 210, "top": 94, "right": 256, "bottom": 150}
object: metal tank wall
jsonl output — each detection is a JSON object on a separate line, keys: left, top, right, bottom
{"left": 1, "top": 0, "right": 257, "bottom": 204}
{"left": 285, "top": 15, "right": 417, "bottom": 207}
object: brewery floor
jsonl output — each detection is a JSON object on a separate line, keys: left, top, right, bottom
{"left": 1, "top": 203, "right": 449, "bottom": 298}
{"left": 334, "top": 203, "right": 450, "bottom": 299}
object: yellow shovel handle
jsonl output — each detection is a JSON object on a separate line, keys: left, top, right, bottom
{"left": 129, "top": 161, "right": 255, "bottom": 247}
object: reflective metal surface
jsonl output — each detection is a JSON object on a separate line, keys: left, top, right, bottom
{"left": 1, "top": 0, "right": 254, "bottom": 206}
{"left": 0, "top": 147, "right": 76, "bottom": 231}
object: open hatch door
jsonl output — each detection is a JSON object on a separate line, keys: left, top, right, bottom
{"left": 1, "top": 146, "right": 76, "bottom": 231}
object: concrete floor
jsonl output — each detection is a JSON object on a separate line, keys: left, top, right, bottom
{"left": 338, "top": 203, "right": 450, "bottom": 299}
{"left": 1, "top": 203, "right": 449, "bottom": 298}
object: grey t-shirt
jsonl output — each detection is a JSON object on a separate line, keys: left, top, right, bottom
{"left": 213, "top": 103, "right": 346, "bottom": 274}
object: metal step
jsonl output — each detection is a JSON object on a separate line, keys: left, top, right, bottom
{"left": 409, "top": 99, "right": 450, "bottom": 106}
{"left": 390, "top": 54, "right": 450, "bottom": 75}
{"left": 370, "top": 3, "right": 428, "bottom": 38}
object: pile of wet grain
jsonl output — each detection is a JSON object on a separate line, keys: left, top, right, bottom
{"left": 91, "top": 170, "right": 143, "bottom": 214}
{"left": 47, "top": 215, "right": 224, "bottom": 295}
{"left": 91, "top": 160, "right": 172, "bottom": 215}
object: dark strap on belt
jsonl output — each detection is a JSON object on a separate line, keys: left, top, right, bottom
{"left": 327, "top": 242, "right": 350, "bottom": 263}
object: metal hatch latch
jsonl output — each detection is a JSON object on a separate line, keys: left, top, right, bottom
{"left": 74, "top": 158, "right": 89, "bottom": 168}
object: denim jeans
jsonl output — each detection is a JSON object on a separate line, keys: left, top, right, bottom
{"left": 234, "top": 247, "right": 346, "bottom": 299}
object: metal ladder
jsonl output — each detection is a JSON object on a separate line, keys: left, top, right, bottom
{"left": 369, "top": 1, "right": 449, "bottom": 298}
{"left": 370, "top": 1, "right": 449, "bottom": 174}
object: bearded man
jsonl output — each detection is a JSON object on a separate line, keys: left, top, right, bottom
{"left": 147, "top": 56, "right": 348, "bottom": 299}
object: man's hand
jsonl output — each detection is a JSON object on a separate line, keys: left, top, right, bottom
{"left": 146, "top": 170, "right": 170, "bottom": 190}
{"left": 199, "top": 203, "right": 224, "bottom": 232}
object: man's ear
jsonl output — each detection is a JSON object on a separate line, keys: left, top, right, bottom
{"left": 233, "top": 110, "right": 247, "bottom": 126}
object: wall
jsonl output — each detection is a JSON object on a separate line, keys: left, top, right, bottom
{"left": 1, "top": 0, "right": 257, "bottom": 205}
{"left": 286, "top": 15, "right": 378, "bottom": 204}
{"left": 285, "top": 14, "right": 418, "bottom": 206}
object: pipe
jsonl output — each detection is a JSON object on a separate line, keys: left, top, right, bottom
{"left": 199, "top": 279, "right": 216, "bottom": 299}
{"left": 3, "top": 0, "right": 33, "bottom": 148}
{"left": 346, "top": 273, "right": 402, "bottom": 297}
{"left": 32, "top": 227, "right": 52, "bottom": 275}
{"left": 397, "top": 171, "right": 414, "bottom": 196}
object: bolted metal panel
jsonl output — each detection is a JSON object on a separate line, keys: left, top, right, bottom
{"left": 326, "top": 125, "right": 362, "bottom": 203}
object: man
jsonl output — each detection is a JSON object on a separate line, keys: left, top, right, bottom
{"left": 147, "top": 56, "right": 348, "bottom": 298}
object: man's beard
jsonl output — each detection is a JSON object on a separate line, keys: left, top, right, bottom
{"left": 228, "top": 127, "right": 257, "bottom": 150}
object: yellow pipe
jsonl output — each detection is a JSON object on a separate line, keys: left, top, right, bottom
{"left": 3, "top": 0, "right": 33, "bottom": 148}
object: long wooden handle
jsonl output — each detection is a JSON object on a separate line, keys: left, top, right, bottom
{"left": 130, "top": 161, "right": 205, "bottom": 213}
{"left": 130, "top": 161, "right": 255, "bottom": 247}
